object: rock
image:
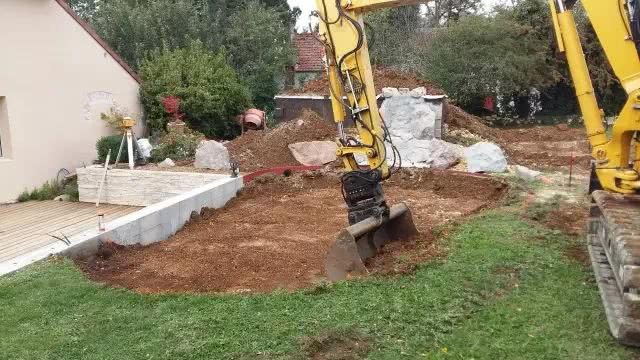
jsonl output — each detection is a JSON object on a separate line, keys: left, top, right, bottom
{"left": 463, "top": 142, "right": 508, "bottom": 173}
{"left": 296, "top": 119, "right": 305, "bottom": 127}
{"left": 399, "top": 88, "right": 410, "bottom": 95}
{"left": 382, "top": 87, "right": 400, "bottom": 98}
{"left": 381, "top": 92, "right": 437, "bottom": 141}
{"left": 195, "top": 140, "right": 231, "bottom": 170}
{"left": 389, "top": 139, "right": 462, "bottom": 169}
{"left": 515, "top": 165, "right": 542, "bottom": 182}
{"left": 54, "top": 194, "right": 71, "bottom": 202}
{"left": 410, "top": 87, "right": 427, "bottom": 98}
{"left": 556, "top": 123, "right": 569, "bottom": 131}
{"left": 288, "top": 141, "right": 338, "bottom": 166}
{"left": 137, "top": 138, "right": 153, "bottom": 159}
{"left": 158, "top": 158, "right": 175, "bottom": 168}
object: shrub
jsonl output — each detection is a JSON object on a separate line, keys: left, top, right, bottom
{"left": 18, "top": 181, "right": 63, "bottom": 202}
{"left": 139, "top": 41, "right": 251, "bottom": 139}
{"left": 422, "top": 15, "right": 559, "bottom": 109}
{"left": 96, "top": 135, "right": 137, "bottom": 164}
{"left": 150, "top": 129, "right": 205, "bottom": 163}
{"left": 17, "top": 177, "right": 79, "bottom": 202}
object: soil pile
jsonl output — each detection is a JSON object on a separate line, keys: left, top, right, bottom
{"left": 446, "top": 106, "right": 591, "bottom": 170}
{"left": 287, "top": 66, "right": 444, "bottom": 96}
{"left": 227, "top": 110, "right": 336, "bottom": 172}
{"left": 76, "top": 169, "right": 507, "bottom": 294}
{"left": 447, "top": 104, "right": 499, "bottom": 142}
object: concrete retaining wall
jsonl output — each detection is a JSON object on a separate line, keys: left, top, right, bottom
{"left": 0, "top": 176, "right": 243, "bottom": 275}
{"left": 78, "top": 166, "right": 230, "bottom": 206}
{"left": 65, "top": 177, "right": 243, "bottom": 259}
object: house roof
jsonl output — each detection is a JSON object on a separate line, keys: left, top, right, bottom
{"left": 54, "top": 0, "right": 141, "bottom": 83}
{"left": 294, "top": 33, "right": 325, "bottom": 73}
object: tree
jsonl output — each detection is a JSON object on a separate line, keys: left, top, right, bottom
{"left": 502, "top": 0, "right": 624, "bottom": 114}
{"left": 423, "top": 15, "right": 559, "bottom": 107}
{"left": 224, "top": 1, "right": 295, "bottom": 109}
{"left": 139, "top": 41, "right": 251, "bottom": 139}
{"left": 67, "top": 0, "right": 101, "bottom": 21}
{"left": 423, "top": 0, "right": 482, "bottom": 26}
{"left": 366, "top": 6, "right": 426, "bottom": 71}
{"left": 91, "top": 0, "right": 222, "bottom": 69}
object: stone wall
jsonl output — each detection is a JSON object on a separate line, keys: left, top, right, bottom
{"left": 77, "top": 166, "right": 231, "bottom": 206}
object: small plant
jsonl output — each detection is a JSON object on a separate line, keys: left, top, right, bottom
{"left": 150, "top": 128, "right": 205, "bottom": 162}
{"left": 161, "top": 96, "right": 184, "bottom": 123}
{"left": 100, "top": 106, "right": 127, "bottom": 131}
{"left": 17, "top": 178, "right": 78, "bottom": 202}
{"left": 96, "top": 135, "right": 137, "bottom": 164}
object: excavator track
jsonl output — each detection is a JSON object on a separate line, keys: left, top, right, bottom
{"left": 589, "top": 190, "right": 640, "bottom": 346}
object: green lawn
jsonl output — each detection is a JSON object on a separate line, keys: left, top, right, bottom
{"left": 0, "top": 210, "right": 637, "bottom": 359}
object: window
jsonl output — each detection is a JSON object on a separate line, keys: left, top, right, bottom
{"left": 0, "top": 97, "right": 10, "bottom": 158}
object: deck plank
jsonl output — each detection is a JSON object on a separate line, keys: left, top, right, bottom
{"left": 0, "top": 201, "right": 140, "bottom": 264}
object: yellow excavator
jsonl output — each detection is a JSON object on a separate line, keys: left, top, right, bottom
{"left": 316, "top": 0, "right": 640, "bottom": 346}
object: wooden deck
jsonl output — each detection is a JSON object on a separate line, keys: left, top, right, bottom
{"left": 0, "top": 201, "right": 140, "bottom": 263}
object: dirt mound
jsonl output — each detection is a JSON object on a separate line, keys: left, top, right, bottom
{"left": 227, "top": 110, "right": 336, "bottom": 172}
{"left": 76, "top": 169, "right": 507, "bottom": 294}
{"left": 287, "top": 66, "right": 444, "bottom": 96}
{"left": 446, "top": 104, "right": 499, "bottom": 142}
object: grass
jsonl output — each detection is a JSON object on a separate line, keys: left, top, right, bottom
{"left": 0, "top": 209, "right": 637, "bottom": 359}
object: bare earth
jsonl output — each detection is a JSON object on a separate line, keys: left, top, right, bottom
{"left": 76, "top": 170, "right": 506, "bottom": 294}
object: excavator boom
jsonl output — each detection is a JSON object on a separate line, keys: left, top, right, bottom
{"left": 550, "top": 0, "right": 640, "bottom": 345}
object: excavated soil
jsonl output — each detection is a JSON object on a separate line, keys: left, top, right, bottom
{"left": 286, "top": 66, "right": 444, "bottom": 96}
{"left": 227, "top": 110, "right": 336, "bottom": 172}
{"left": 448, "top": 107, "right": 591, "bottom": 171}
{"left": 77, "top": 169, "right": 506, "bottom": 294}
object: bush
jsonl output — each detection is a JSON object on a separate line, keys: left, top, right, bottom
{"left": 423, "top": 15, "right": 559, "bottom": 109}
{"left": 150, "top": 129, "right": 205, "bottom": 163}
{"left": 17, "top": 180, "right": 67, "bottom": 202}
{"left": 140, "top": 41, "right": 251, "bottom": 139}
{"left": 96, "top": 135, "right": 137, "bottom": 164}
{"left": 18, "top": 178, "right": 79, "bottom": 202}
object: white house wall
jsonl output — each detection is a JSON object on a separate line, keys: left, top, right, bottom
{"left": 0, "top": 0, "right": 143, "bottom": 203}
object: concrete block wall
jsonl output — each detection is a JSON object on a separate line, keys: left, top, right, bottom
{"left": 77, "top": 166, "right": 230, "bottom": 206}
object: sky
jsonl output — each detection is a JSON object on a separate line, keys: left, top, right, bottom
{"left": 287, "top": 0, "right": 505, "bottom": 31}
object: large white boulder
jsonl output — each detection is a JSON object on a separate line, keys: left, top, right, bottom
{"left": 288, "top": 141, "right": 338, "bottom": 166}
{"left": 463, "top": 142, "right": 508, "bottom": 173}
{"left": 380, "top": 88, "right": 437, "bottom": 141}
{"left": 195, "top": 140, "right": 230, "bottom": 170}
{"left": 137, "top": 138, "right": 153, "bottom": 159}
{"left": 388, "top": 139, "right": 462, "bottom": 169}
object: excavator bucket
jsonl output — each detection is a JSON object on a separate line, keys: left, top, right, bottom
{"left": 325, "top": 203, "right": 418, "bottom": 281}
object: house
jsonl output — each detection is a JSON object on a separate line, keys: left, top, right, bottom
{"left": 0, "top": 0, "right": 144, "bottom": 203}
{"left": 293, "top": 32, "right": 325, "bottom": 88}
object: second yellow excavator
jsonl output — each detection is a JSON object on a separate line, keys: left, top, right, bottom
{"left": 316, "top": 0, "right": 640, "bottom": 347}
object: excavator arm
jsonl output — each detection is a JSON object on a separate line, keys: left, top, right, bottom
{"left": 314, "top": 0, "right": 419, "bottom": 281}
{"left": 550, "top": 0, "right": 640, "bottom": 193}
{"left": 550, "top": 0, "right": 640, "bottom": 345}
